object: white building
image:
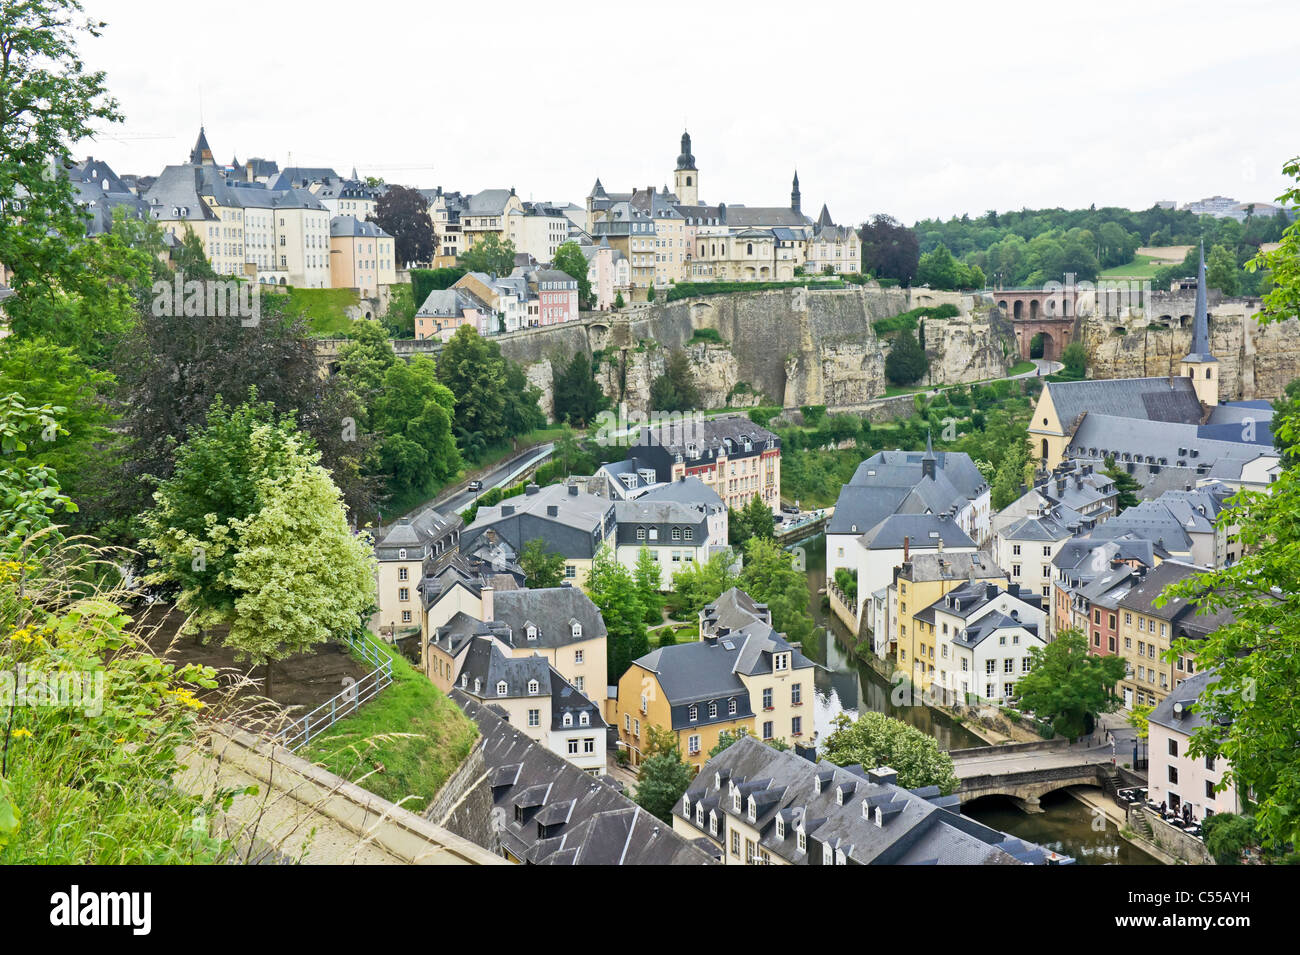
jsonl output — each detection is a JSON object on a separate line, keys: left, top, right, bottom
{"left": 1147, "top": 669, "right": 1239, "bottom": 821}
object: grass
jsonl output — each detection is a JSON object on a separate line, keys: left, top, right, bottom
{"left": 1008, "top": 360, "right": 1036, "bottom": 375}
{"left": 299, "top": 641, "right": 478, "bottom": 813}
{"left": 1099, "top": 255, "right": 1161, "bottom": 280}
{"left": 282, "top": 287, "right": 362, "bottom": 336}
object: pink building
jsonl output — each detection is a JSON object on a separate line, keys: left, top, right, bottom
{"left": 528, "top": 268, "right": 579, "bottom": 326}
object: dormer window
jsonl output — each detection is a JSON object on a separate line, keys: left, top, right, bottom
{"left": 747, "top": 796, "right": 757, "bottom": 823}
{"left": 875, "top": 806, "right": 884, "bottom": 827}
{"left": 562, "top": 712, "right": 573, "bottom": 727}
{"left": 579, "top": 711, "right": 590, "bottom": 726}
{"left": 776, "top": 817, "right": 786, "bottom": 839}
{"left": 797, "top": 828, "right": 806, "bottom": 852}
{"left": 732, "top": 789, "right": 742, "bottom": 812}
{"left": 496, "top": 681, "right": 508, "bottom": 696}
{"left": 836, "top": 787, "right": 845, "bottom": 806}
{"left": 823, "top": 843, "right": 834, "bottom": 865}
{"left": 527, "top": 679, "right": 539, "bottom": 695}
{"left": 695, "top": 803, "right": 704, "bottom": 826}
{"left": 688, "top": 704, "right": 698, "bottom": 722}
{"left": 774, "top": 653, "right": 789, "bottom": 672}
{"left": 460, "top": 674, "right": 468, "bottom": 688}
{"left": 571, "top": 622, "right": 582, "bottom": 639}
{"left": 526, "top": 625, "right": 537, "bottom": 641}
{"left": 398, "top": 549, "right": 407, "bottom": 559}
{"left": 708, "top": 702, "right": 718, "bottom": 718}
{"left": 473, "top": 678, "right": 481, "bottom": 694}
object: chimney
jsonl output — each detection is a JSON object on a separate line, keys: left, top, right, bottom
{"left": 546, "top": 505, "right": 559, "bottom": 516}
{"left": 501, "top": 505, "right": 515, "bottom": 516}
{"left": 481, "top": 585, "right": 494, "bottom": 622}
{"left": 937, "top": 537, "right": 944, "bottom": 555}
{"left": 868, "top": 766, "right": 898, "bottom": 786}
{"left": 903, "top": 536, "right": 910, "bottom": 562}
{"left": 525, "top": 483, "right": 539, "bottom": 495}
{"left": 568, "top": 484, "right": 579, "bottom": 496}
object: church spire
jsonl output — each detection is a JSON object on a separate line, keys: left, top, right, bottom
{"left": 922, "top": 430, "right": 936, "bottom": 479}
{"left": 189, "top": 126, "right": 214, "bottom": 166}
{"left": 791, "top": 169, "right": 801, "bottom": 215}
{"left": 1185, "top": 241, "right": 1216, "bottom": 363}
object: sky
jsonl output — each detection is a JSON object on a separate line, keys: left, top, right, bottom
{"left": 76, "top": 0, "right": 1300, "bottom": 226}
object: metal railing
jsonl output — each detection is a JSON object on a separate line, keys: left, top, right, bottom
{"left": 273, "top": 630, "right": 394, "bottom": 753}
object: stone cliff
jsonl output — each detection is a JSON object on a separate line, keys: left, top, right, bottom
{"left": 493, "top": 286, "right": 1013, "bottom": 418}
{"left": 1080, "top": 289, "right": 1300, "bottom": 400}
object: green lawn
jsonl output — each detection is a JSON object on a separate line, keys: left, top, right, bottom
{"left": 282, "top": 287, "right": 361, "bottom": 336}
{"left": 1007, "top": 360, "right": 1036, "bottom": 375}
{"left": 298, "top": 641, "right": 478, "bottom": 813}
{"left": 1099, "top": 255, "right": 1160, "bottom": 280}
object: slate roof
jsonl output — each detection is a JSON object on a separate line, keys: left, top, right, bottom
{"left": 1049, "top": 377, "right": 1206, "bottom": 433}
{"left": 452, "top": 693, "right": 716, "bottom": 864}
{"left": 457, "top": 637, "right": 603, "bottom": 732}
{"left": 677, "top": 736, "right": 1068, "bottom": 865}
{"left": 466, "top": 189, "right": 515, "bottom": 215}
{"left": 373, "top": 505, "right": 461, "bottom": 560}
{"left": 1115, "top": 561, "right": 1234, "bottom": 638}
{"left": 489, "top": 587, "right": 608, "bottom": 650}
{"left": 638, "top": 477, "right": 725, "bottom": 511}
{"left": 858, "top": 514, "right": 975, "bottom": 551}
{"left": 1148, "top": 668, "right": 1223, "bottom": 735}
{"left": 330, "top": 214, "right": 390, "bottom": 238}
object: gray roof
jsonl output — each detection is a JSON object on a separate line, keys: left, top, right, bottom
{"left": 330, "top": 215, "right": 389, "bottom": 238}
{"left": 901, "top": 550, "right": 1004, "bottom": 584}
{"left": 677, "top": 736, "right": 1067, "bottom": 865}
{"left": 1115, "top": 561, "right": 1234, "bottom": 639}
{"left": 460, "top": 483, "right": 614, "bottom": 562}
{"left": 450, "top": 693, "right": 716, "bottom": 864}
{"left": 457, "top": 637, "right": 603, "bottom": 732}
{"left": 859, "top": 514, "right": 975, "bottom": 551}
{"left": 489, "top": 587, "right": 609, "bottom": 651}
{"left": 466, "top": 189, "right": 515, "bottom": 215}
{"left": 829, "top": 448, "right": 987, "bottom": 536}
{"left": 373, "top": 505, "right": 461, "bottom": 560}
{"left": 1148, "top": 668, "right": 1222, "bottom": 735}
{"left": 1047, "top": 377, "right": 1203, "bottom": 432}
{"left": 722, "top": 205, "right": 812, "bottom": 229}
{"left": 638, "top": 477, "right": 725, "bottom": 510}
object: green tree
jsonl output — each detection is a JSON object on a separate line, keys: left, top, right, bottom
{"left": 614, "top": 291, "right": 625, "bottom": 310}
{"left": 551, "top": 241, "right": 594, "bottom": 309}
{"left": 0, "top": 337, "right": 119, "bottom": 535}
{"left": 632, "top": 546, "right": 664, "bottom": 625}
{"left": 885, "top": 328, "right": 929, "bottom": 385}
{"left": 437, "top": 325, "right": 509, "bottom": 450}
{"left": 0, "top": 0, "right": 120, "bottom": 355}
{"left": 1103, "top": 455, "right": 1143, "bottom": 511}
{"left": 458, "top": 234, "right": 516, "bottom": 276}
{"left": 1126, "top": 703, "right": 1153, "bottom": 740}
{"left": 633, "top": 747, "right": 692, "bottom": 822}
{"left": 519, "top": 537, "right": 565, "bottom": 589}
{"left": 1013, "top": 628, "right": 1126, "bottom": 739}
{"left": 0, "top": 393, "right": 75, "bottom": 549}
{"left": 729, "top": 494, "right": 775, "bottom": 546}
{"left": 646, "top": 285, "right": 656, "bottom": 303}
{"left": 1205, "top": 243, "right": 1240, "bottom": 297}
{"left": 1060, "top": 341, "right": 1088, "bottom": 379}
{"left": 649, "top": 348, "right": 702, "bottom": 413}
{"left": 586, "top": 544, "right": 649, "bottom": 681}
{"left": 371, "top": 355, "right": 461, "bottom": 497}
{"left": 551, "top": 351, "right": 606, "bottom": 427}
{"left": 143, "top": 399, "right": 374, "bottom": 689}
{"left": 1200, "top": 812, "right": 1255, "bottom": 866}
{"left": 670, "top": 550, "right": 739, "bottom": 618}
{"left": 737, "top": 537, "right": 814, "bottom": 645}
{"left": 821, "top": 712, "right": 960, "bottom": 793}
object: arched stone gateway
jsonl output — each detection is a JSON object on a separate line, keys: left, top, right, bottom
{"left": 997, "top": 286, "right": 1079, "bottom": 360}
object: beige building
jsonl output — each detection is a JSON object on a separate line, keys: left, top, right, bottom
{"left": 806, "top": 207, "right": 860, "bottom": 275}
{"left": 329, "top": 216, "right": 396, "bottom": 297}
{"left": 1115, "top": 560, "right": 1233, "bottom": 710}
{"left": 371, "top": 506, "right": 463, "bottom": 638}
{"left": 460, "top": 188, "right": 525, "bottom": 253}
{"left": 1147, "top": 669, "right": 1240, "bottom": 821}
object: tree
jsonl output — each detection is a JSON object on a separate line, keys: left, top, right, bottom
{"left": 519, "top": 538, "right": 565, "bottom": 589}
{"left": 142, "top": 399, "right": 374, "bottom": 689}
{"left": 738, "top": 537, "right": 815, "bottom": 645}
{"left": 1013, "top": 628, "right": 1125, "bottom": 739}
{"left": 821, "top": 712, "right": 959, "bottom": 793}
{"left": 438, "top": 325, "right": 507, "bottom": 448}
{"left": 1200, "top": 812, "right": 1255, "bottom": 866}
{"left": 1103, "top": 455, "right": 1143, "bottom": 512}
{"left": 859, "top": 214, "right": 919, "bottom": 284}
{"left": 370, "top": 355, "right": 461, "bottom": 499}
{"left": 1060, "top": 341, "right": 1088, "bottom": 379}
{"left": 0, "top": 0, "right": 120, "bottom": 353}
{"left": 632, "top": 546, "right": 664, "bottom": 625}
{"left": 0, "top": 337, "right": 120, "bottom": 536}
{"left": 614, "top": 292, "right": 625, "bottom": 310}
{"left": 551, "top": 351, "right": 606, "bottom": 427}
{"left": 585, "top": 544, "right": 649, "bottom": 681}
{"left": 633, "top": 748, "right": 692, "bottom": 822}
{"left": 728, "top": 494, "right": 774, "bottom": 546}
{"left": 646, "top": 285, "right": 656, "bottom": 303}
{"left": 459, "top": 234, "right": 516, "bottom": 276}
{"left": 115, "top": 292, "right": 372, "bottom": 519}
{"left": 0, "top": 393, "right": 76, "bottom": 550}
{"left": 503, "top": 359, "right": 547, "bottom": 439}
{"left": 1126, "top": 703, "right": 1153, "bottom": 740}
{"left": 369, "top": 185, "right": 435, "bottom": 267}
{"left": 649, "top": 348, "right": 701, "bottom": 413}
{"left": 1206, "top": 243, "right": 1240, "bottom": 297}
{"left": 885, "top": 327, "right": 929, "bottom": 386}
{"left": 670, "top": 550, "right": 739, "bottom": 618}
{"left": 551, "top": 241, "right": 594, "bottom": 309}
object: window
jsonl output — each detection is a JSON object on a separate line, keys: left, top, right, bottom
{"left": 579, "top": 711, "right": 590, "bottom": 726}
{"left": 1205, "top": 755, "right": 1216, "bottom": 772}
{"left": 624, "top": 714, "right": 630, "bottom": 731}
{"left": 568, "top": 739, "right": 579, "bottom": 755}
{"left": 574, "top": 649, "right": 584, "bottom": 664}
{"left": 728, "top": 698, "right": 737, "bottom": 715}
{"left": 398, "top": 587, "right": 409, "bottom": 601}
{"left": 528, "top": 709, "right": 540, "bottom": 727}
{"left": 731, "top": 831, "right": 740, "bottom": 855}
{"left": 708, "top": 701, "right": 718, "bottom": 718}
{"left": 562, "top": 713, "right": 573, "bottom": 727}
{"left": 688, "top": 704, "right": 698, "bottom": 722}
{"left": 1168, "top": 766, "right": 1179, "bottom": 784}
{"left": 401, "top": 610, "right": 411, "bottom": 623}
{"left": 797, "top": 829, "right": 806, "bottom": 852}
{"left": 1168, "top": 738, "right": 1178, "bottom": 757}
{"left": 398, "top": 567, "right": 408, "bottom": 581}
{"left": 762, "top": 688, "right": 773, "bottom": 709}
{"left": 584, "top": 738, "right": 595, "bottom": 754}
{"left": 791, "top": 684, "right": 802, "bottom": 705}
{"left": 792, "top": 716, "right": 802, "bottom": 736}
{"left": 496, "top": 681, "right": 508, "bottom": 696}
{"left": 688, "top": 735, "right": 700, "bottom": 755}
{"left": 762, "top": 721, "right": 774, "bottom": 740}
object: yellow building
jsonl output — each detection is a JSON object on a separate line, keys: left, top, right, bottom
{"left": 614, "top": 588, "right": 813, "bottom": 770}
{"left": 329, "top": 215, "right": 396, "bottom": 297}
{"left": 893, "top": 552, "right": 1006, "bottom": 694}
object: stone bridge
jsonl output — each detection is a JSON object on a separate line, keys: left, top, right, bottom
{"left": 951, "top": 739, "right": 1117, "bottom": 812}
{"left": 992, "top": 286, "right": 1079, "bottom": 360}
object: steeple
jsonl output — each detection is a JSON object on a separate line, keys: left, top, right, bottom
{"left": 673, "top": 131, "right": 699, "bottom": 206}
{"left": 189, "top": 127, "right": 214, "bottom": 166}
{"left": 675, "top": 130, "right": 696, "bottom": 171}
{"left": 791, "top": 170, "right": 801, "bottom": 215}
{"left": 1179, "top": 241, "right": 1219, "bottom": 407}
{"left": 816, "top": 204, "right": 833, "bottom": 228}
{"left": 922, "top": 430, "right": 936, "bottom": 480}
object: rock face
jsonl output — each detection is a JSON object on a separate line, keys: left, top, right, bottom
{"left": 494, "top": 286, "right": 1012, "bottom": 419}
{"left": 1080, "top": 290, "right": 1300, "bottom": 400}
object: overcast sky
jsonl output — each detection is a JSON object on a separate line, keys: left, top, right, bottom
{"left": 77, "top": 0, "right": 1300, "bottom": 225}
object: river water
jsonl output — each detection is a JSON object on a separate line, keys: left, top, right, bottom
{"left": 792, "top": 533, "right": 1158, "bottom": 864}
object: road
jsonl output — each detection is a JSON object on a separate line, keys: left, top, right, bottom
{"left": 403, "top": 442, "right": 556, "bottom": 520}
{"left": 951, "top": 738, "right": 1120, "bottom": 779}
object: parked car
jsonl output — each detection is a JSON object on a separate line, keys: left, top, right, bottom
{"left": 467, "top": 480, "right": 483, "bottom": 492}
{"left": 781, "top": 504, "right": 800, "bottom": 515}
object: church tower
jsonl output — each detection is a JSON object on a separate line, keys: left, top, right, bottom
{"left": 791, "top": 170, "right": 801, "bottom": 215}
{"left": 674, "top": 131, "right": 698, "bottom": 206}
{"left": 1179, "top": 242, "right": 1219, "bottom": 407}
{"left": 189, "top": 127, "right": 214, "bottom": 166}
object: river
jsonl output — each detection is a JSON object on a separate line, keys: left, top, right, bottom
{"left": 792, "top": 532, "right": 1158, "bottom": 864}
